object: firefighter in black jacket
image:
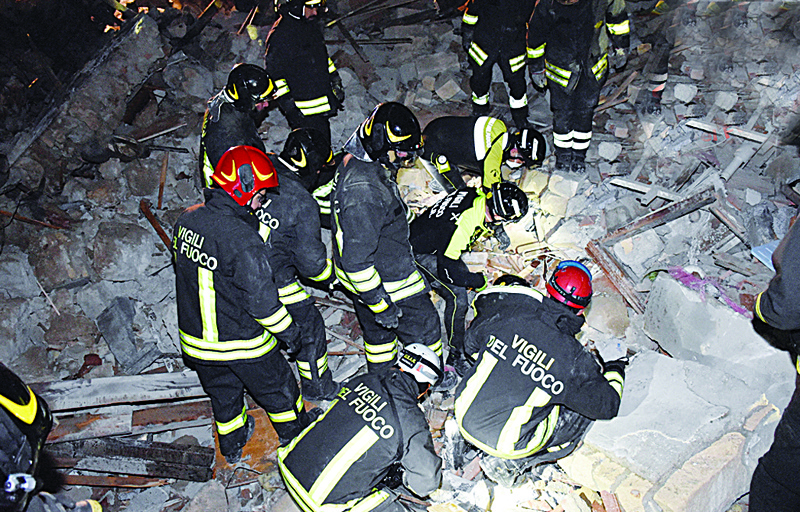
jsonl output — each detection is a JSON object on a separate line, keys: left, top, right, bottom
{"left": 749, "top": 219, "right": 800, "bottom": 511}
{"left": 454, "top": 265, "right": 627, "bottom": 487}
{"left": 461, "top": 0, "right": 536, "bottom": 127}
{"left": 410, "top": 182, "right": 529, "bottom": 376}
{"left": 527, "top": 0, "right": 630, "bottom": 173}
{"left": 200, "top": 63, "right": 274, "bottom": 187}
{"left": 264, "top": 0, "right": 345, "bottom": 145}
{"left": 174, "top": 145, "right": 319, "bottom": 464}
{"left": 254, "top": 128, "right": 339, "bottom": 401}
{"left": 420, "top": 115, "right": 546, "bottom": 193}
{"left": 277, "top": 343, "right": 443, "bottom": 512}
{"left": 332, "top": 102, "right": 443, "bottom": 374}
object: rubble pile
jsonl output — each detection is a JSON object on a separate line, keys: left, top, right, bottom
{"left": 1, "top": 0, "right": 800, "bottom": 511}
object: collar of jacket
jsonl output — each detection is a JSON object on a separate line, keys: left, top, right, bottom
{"left": 203, "top": 188, "right": 258, "bottom": 224}
{"left": 473, "top": 286, "right": 585, "bottom": 335}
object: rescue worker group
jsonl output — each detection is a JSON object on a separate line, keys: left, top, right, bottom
{"left": 0, "top": 0, "right": 637, "bottom": 510}
{"left": 183, "top": 0, "right": 633, "bottom": 506}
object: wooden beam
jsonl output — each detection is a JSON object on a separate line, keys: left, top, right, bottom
{"left": 586, "top": 241, "right": 645, "bottom": 314}
{"left": 60, "top": 474, "right": 169, "bottom": 488}
{"left": 685, "top": 120, "right": 769, "bottom": 144}
{"left": 31, "top": 371, "right": 205, "bottom": 412}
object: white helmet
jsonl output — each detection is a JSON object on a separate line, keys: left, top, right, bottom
{"left": 398, "top": 344, "right": 442, "bottom": 386}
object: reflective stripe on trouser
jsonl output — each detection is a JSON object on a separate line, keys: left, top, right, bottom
{"left": 469, "top": 40, "right": 527, "bottom": 112}
{"left": 193, "top": 353, "right": 305, "bottom": 450}
{"left": 287, "top": 299, "right": 338, "bottom": 399}
{"left": 351, "top": 292, "right": 442, "bottom": 374}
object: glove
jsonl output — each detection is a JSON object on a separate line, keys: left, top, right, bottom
{"left": 530, "top": 68, "right": 547, "bottom": 90}
{"left": 374, "top": 302, "right": 402, "bottom": 329}
{"left": 461, "top": 25, "right": 474, "bottom": 53}
{"left": 603, "top": 356, "right": 629, "bottom": 375}
{"left": 276, "top": 95, "right": 305, "bottom": 127}
{"left": 611, "top": 47, "right": 628, "bottom": 73}
{"left": 331, "top": 73, "right": 345, "bottom": 109}
{"left": 380, "top": 461, "right": 405, "bottom": 489}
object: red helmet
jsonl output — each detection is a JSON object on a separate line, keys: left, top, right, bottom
{"left": 545, "top": 260, "right": 592, "bottom": 309}
{"left": 212, "top": 146, "right": 279, "bottom": 206}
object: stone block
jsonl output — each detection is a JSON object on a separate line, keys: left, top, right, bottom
{"left": 183, "top": 480, "right": 229, "bottom": 512}
{"left": 585, "top": 293, "right": 630, "bottom": 338}
{"left": 654, "top": 432, "right": 748, "bottom": 512}
{"left": 92, "top": 221, "right": 154, "bottom": 281}
{"left": 518, "top": 168, "right": 549, "bottom": 195}
{"left": 598, "top": 141, "right": 622, "bottom": 161}
{"left": 714, "top": 91, "right": 739, "bottom": 112}
{"left": 29, "top": 231, "right": 92, "bottom": 291}
{"left": 539, "top": 190, "right": 569, "bottom": 217}
{"left": 548, "top": 172, "right": 581, "bottom": 198}
{"left": 674, "top": 84, "right": 698, "bottom": 104}
{"left": 642, "top": 274, "right": 795, "bottom": 390}
{"left": 436, "top": 79, "right": 467, "bottom": 101}
{"left": 612, "top": 230, "right": 664, "bottom": 278}
{"left": 0, "top": 247, "right": 40, "bottom": 300}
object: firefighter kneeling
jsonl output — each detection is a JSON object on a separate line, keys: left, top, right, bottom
{"left": 277, "top": 344, "right": 443, "bottom": 512}
{"left": 453, "top": 264, "right": 628, "bottom": 487}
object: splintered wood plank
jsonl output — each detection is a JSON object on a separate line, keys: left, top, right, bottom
{"left": 49, "top": 406, "right": 133, "bottom": 442}
{"left": 60, "top": 474, "right": 169, "bottom": 488}
{"left": 586, "top": 241, "right": 645, "bottom": 314}
{"left": 30, "top": 371, "right": 205, "bottom": 412}
{"left": 131, "top": 399, "right": 214, "bottom": 435}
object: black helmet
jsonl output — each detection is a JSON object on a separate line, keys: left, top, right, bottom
{"left": 358, "top": 102, "right": 422, "bottom": 170}
{"left": 486, "top": 182, "right": 529, "bottom": 223}
{"left": 506, "top": 128, "right": 546, "bottom": 167}
{"left": 280, "top": 128, "right": 334, "bottom": 191}
{"left": 493, "top": 274, "right": 530, "bottom": 287}
{"left": 278, "top": 0, "right": 327, "bottom": 18}
{"left": 224, "top": 63, "right": 274, "bottom": 112}
{"left": 0, "top": 364, "right": 53, "bottom": 512}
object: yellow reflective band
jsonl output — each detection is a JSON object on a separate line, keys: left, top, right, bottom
{"left": 509, "top": 54, "right": 527, "bottom": 73}
{"left": 456, "top": 352, "right": 497, "bottom": 448}
{"left": 365, "top": 339, "right": 398, "bottom": 363}
{"left": 199, "top": 268, "right": 218, "bottom": 343}
{"left": 545, "top": 70, "right": 569, "bottom": 88}
{"left": 310, "top": 426, "right": 379, "bottom": 503}
{"left": 384, "top": 272, "right": 426, "bottom": 303}
{"left": 545, "top": 61, "right": 571, "bottom": 80}
{"left": 497, "top": 387, "right": 551, "bottom": 453}
{"left": 509, "top": 94, "right": 528, "bottom": 109}
{"left": 317, "top": 354, "right": 329, "bottom": 374}
{"left": 297, "top": 360, "right": 313, "bottom": 380}
{"left": 427, "top": 339, "right": 443, "bottom": 357}
{"left": 592, "top": 55, "right": 608, "bottom": 80}
{"left": 279, "top": 282, "right": 311, "bottom": 305}
{"left": 216, "top": 406, "right": 247, "bottom": 435}
{"left": 0, "top": 388, "right": 37, "bottom": 425}
{"left": 274, "top": 79, "right": 290, "bottom": 98}
{"left": 468, "top": 44, "right": 487, "bottom": 66}
{"left": 351, "top": 490, "right": 392, "bottom": 512}
{"left": 309, "top": 260, "right": 334, "bottom": 282}
{"left": 796, "top": 356, "right": 800, "bottom": 375}
{"left": 291, "top": 150, "right": 307, "bottom": 169}
{"left": 259, "top": 221, "right": 271, "bottom": 243}
{"left": 296, "top": 96, "right": 331, "bottom": 115}
{"left": 257, "top": 306, "right": 293, "bottom": 333}
{"left": 269, "top": 409, "right": 299, "bottom": 423}
{"left": 522, "top": 406, "right": 560, "bottom": 455}
{"left": 327, "top": 58, "right": 337, "bottom": 73}
{"left": 605, "top": 370, "right": 624, "bottom": 397}
{"left": 462, "top": 13, "right": 478, "bottom": 24}
{"left": 180, "top": 330, "right": 277, "bottom": 362}
{"left": 608, "top": 19, "right": 630, "bottom": 35}
{"left": 368, "top": 298, "right": 389, "bottom": 314}
{"left": 528, "top": 43, "right": 545, "bottom": 59}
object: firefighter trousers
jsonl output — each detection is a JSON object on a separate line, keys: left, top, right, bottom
{"left": 415, "top": 254, "right": 469, "bottom": 357}
{"left": 352, "top": 292, "right": 442, "bottom": 374}
{"left": 749, "top": 375, "right": 800, "bottom": 511}
{"left": 287, "top": 297, "right": 338, "bottom": 400}
{"left": 550, "top": 68, "right": 604, "bottom": 169}
{"left": 193, "top": 352, "right": 308, "bottom": 454}
{"left": 468, "top": 32, "right": 528, "bottom": 117}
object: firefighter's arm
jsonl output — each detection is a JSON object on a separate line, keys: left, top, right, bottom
{"left": 336, "top": 184, "right": 394, "bottom": 314}
{"left": 460, "top": 0, "right": 478, "bottom": 52}
{"left": 482, "top": 139, "right": 506, "bottom": 189}
{"left": 565, "top": 350, "right": 624, "bottom": 420}
{"left": 436, "top": 254, "right": 486, "bottom": 290}
{"left": 526, "top": 3, "right": 548, "bottom": 72}
{"left": 397, "top": 400, "right": 442, "bottom": 497}
{"left": 293, "top": 196, "right": 336, "bottom": 288}
{"left": 239, "top": 245, "right": 301, "bottom": 353}
{"left": 265, "top": 41, "right": 304, "bottom": 126}
{"left": 755, "top": 221, "right": 800, "bottom": 331}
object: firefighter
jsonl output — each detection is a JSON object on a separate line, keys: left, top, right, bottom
{"left": 264, "top": 0, "right": 345, "bottom": 146}
{"left": 410, "top": 182, "right": 529, "bottom": 377}
{"left": 332, "top": 102, "right": 444, "bottom": 376}
{"left": 749, "top": 219, "right": 800, "bottom": 511}
{"left": 461, "top": 0, "right": 536, "bottom": 128}
{"left": 0, "top": 363, "right": 102, "bottom": 512}
{"left": 419, "top": 115, "right": 546, "bottom": 193}
{"left": 254, "top": 128, "right": 339, "bottom": 401}
{"left": 277, "top": 343, "right": 443, "bottom": 512}
{"left": 199, "top": 63, "right": 274, "bottom": 187}
{"left": 173, "top": 145, "right": 320, "bottom": 464}
{"left": 454, "top": 265, "right": 627, "bottom": 487}
{"left": 526, "top": 0, "right": 630, "bottom": 173}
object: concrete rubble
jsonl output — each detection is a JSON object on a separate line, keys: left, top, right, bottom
{"left": 2, "top": 0, "right": 800, "bottom": 511}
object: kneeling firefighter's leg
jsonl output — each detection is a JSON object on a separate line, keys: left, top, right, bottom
{"left": 394, "top": 293, "right": 443, "bottom": 360}
{"left": 353, "top": 298, "right": 399, "bottom": 374}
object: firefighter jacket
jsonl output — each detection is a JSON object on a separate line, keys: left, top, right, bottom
{"left": 255, "top": 157, "right": 335, "bottom": 305}
{"left": 278, "top": 370, "right": 442, "bottom": 509}
{"left": 527, "top": 0, "right": 630, "bottom": 88}
{"left": 455, "top": 286, "right": 624, "bottom": 459}
{"left": 310, "top": 153, "right": 342, "bottom": 229}
{"left": 199, "top": 95, "right": 266, "bottom": 187}
{"left": 409, "top": 188, "right": 489, "bottom": 290}
{"left": 173, "top": 188, "right": 299, "bottom": 365}
{"left": 331, "top": 154, "right": 430, "bottom": 314}
{"left": 264, "top": 11, "right": 340, "bottom": 120}
{"left": 422, "top": 116, "right": 511, "bottom": 190}
{"left": 754, "top": 221, "right": 800, "bottom": 371}
{"left": 462, "top": 0, "right": 536, "bottom": 68}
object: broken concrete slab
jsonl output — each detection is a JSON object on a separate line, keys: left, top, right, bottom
{"left": 95, "top": 296, "right": 161, "bottom": 375}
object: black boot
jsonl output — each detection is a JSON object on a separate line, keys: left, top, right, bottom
{"left": 571, "top": 149, "right": 587, "bottom": 173}
{"left": 472, "top": 102, "right": 490, "bottom": 118}
{"left": 554, "top": 147, "right": 572, "bottom": 172}
{"left": 510, "top": 107, "right": 529, "bottom": 129}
